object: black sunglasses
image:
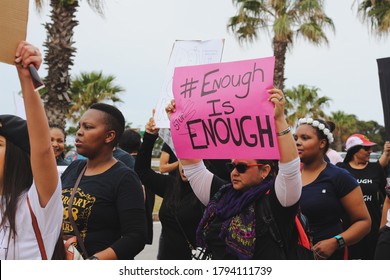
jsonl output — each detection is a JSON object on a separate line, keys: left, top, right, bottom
{"left": 226, "top": 162, "right": 264, "bottom": 174}
{"left": 361, "top": 146, "right": 372, "bottom": 151}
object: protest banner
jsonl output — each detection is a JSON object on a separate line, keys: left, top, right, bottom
{"left": 170, "top": 56, "right": 278, "bottom": 159}
{"left": 377, "top": 57, "right": 390, "bottom": 140}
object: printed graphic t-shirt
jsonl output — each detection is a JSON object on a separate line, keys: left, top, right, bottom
{"left": 61, "top": 160, "right": 145, "bottom": 259}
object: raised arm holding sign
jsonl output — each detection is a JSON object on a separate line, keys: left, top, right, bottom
{"left": 165, "top": 84, "right": 302, "bottom": 260}
{"left": 0, "top": 0, "right": 44, "bottom": 90}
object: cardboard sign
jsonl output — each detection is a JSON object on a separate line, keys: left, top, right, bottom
{"left": 0, "top": 0, "right": 29, "bottom": 65}
{"left": 154, "top": 39, "right": 224, "bottom": 128}
{"left": 171, "top": 56, "right": 279, "bottom": 159}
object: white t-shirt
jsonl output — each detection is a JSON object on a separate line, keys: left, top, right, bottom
{"left": 326, "top": 148, "right": 343, "bottom": 165}
{"left": 0, "top": 178, "right": 62, "bottom": 260}
{"left": 386, "top": 209, "right": 390, "bottom": 228}
{"left": 57, "top": 165, "right": 68, "bottom": 177}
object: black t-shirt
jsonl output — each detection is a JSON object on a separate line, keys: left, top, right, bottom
{"left": 113, "top": 147, "right": 135, "bottom": 170}
{"left": 205, "top": 177, "right": 298, "bottom": 259}
{"left": 135, "top": 133, "right": 204, "bottom": 259}
{"left": 61, "top": 160, "right": 146, "bottom": 259}
{"left": 56, "top": 156, "right": 70, "bottom": 166}
{"left": 161, "top": 143, "right": 178, "bottom": 177}
{"left": 337, "top": 161, "right": 386, "bottom": 259}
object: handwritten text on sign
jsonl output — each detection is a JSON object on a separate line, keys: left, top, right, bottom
{"left": 171, "top": 57, "right": 279, "bottom": 159}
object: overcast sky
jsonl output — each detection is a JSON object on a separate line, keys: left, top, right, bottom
{"left": 1, "top": 0, "right": 389, "bottom": 130}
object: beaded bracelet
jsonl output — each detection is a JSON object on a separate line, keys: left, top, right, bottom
{"left": 276, "top": 126, "right": 291, "bottom": 136}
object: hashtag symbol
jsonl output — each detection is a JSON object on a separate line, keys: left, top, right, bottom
{"left": 180, "top": 77, "right": 199, "bottom": 98}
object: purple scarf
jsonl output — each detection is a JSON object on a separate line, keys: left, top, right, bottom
{"left": 196, "top": 178, "right": 274, "bottom": 259}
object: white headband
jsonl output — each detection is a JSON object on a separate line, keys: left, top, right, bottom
{"left": 298, "top": 118, "right": 334, "bottom": 144}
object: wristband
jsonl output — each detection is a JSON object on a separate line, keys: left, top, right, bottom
{"left": 276, "top": 126, "right": 291, "bottom": 136}
{"left": 334, "top": 235, "right": 345, "bottom": 249}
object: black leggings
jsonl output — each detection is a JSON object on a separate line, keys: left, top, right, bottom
{"left": 374, "top": 226, "right": 390, "bottom": 260}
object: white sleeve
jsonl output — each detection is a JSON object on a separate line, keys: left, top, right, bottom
{"left": 275, "top": 157, "right": 302, "bottom": 207}
{"left": 27, "top": 175, "right": 63, "bottom": 259}
{"left": 181, "top": 161, "right": 214, "bottom": 206}
{"left": 386, "top": 209, "right": 390, "bottom": 228}
{"left": 28, "top": 175, "right": 63, "bottom": 230}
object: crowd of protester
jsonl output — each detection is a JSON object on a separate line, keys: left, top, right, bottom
{"left": 1, "top": 42, "right": 390, "bottom": 260}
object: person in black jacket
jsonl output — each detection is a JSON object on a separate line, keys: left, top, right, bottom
{"left": 135, "top": 113, "right": 207, "bottom": 260}
{"left": 118, "top": 128, "right": 155, "bottom": 246}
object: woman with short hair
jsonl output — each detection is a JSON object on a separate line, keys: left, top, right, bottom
{"left": 61, "top": 103, "right": 146, "bottom": 260}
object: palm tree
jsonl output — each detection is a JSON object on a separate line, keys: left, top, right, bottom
{"left": 33, "top": 0, "right": 104, "bottom": 129}
{"left": 67, "top": 71, "right": 124, "bottom": 125}
{"left": 284, "top": 84, "right": 331, "bottom": 127}
{"left": 329, "top": 111, "right": 358, "bottom": 151}
{"left": 228, "top": 0, "right": 335, "bottom": 90}
{"left": 356, "top": 0, "right": 390, "bottom": 36}
{"left": 356, "top": 119, "right": 386, "bottom": 149}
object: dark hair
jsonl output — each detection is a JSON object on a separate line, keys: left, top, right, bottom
{"left": 50, "top": 125, "right": 67, "bottom": 139}
{"left": 343, "top": 145, "right": 362, "bottom": 163}
{"left": 299, "top": 118, "right": 333, "bottom": 155}
{"left": 256, "top": 159, "right": 279, "bottom": 178}
{"left": 118, "top": 129, "right": 141, "bottom": 154}
{"left": 50, "top": 125, "right": 67, "bottom": 159}
{"left": 89, "top": 103, "right": 125, "bottom": 146}
{"left": 326, "top": 121, "right": 336, "bottom": 133}
{"left": 204, "top": 159, "right": 231, "bottom": 182}
{"left": 0, "top": 140, "right": 33, "bottom": 246}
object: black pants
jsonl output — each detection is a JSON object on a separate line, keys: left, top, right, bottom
{"left": 374, "top": 226, "right": 390, "bottom": 260}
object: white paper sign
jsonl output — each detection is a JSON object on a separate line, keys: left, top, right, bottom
{"left": 158, "top": 128, "right": 176, "bottom": 156}
{"left": 154, "top": 39, "right": 224, "bottom": 128}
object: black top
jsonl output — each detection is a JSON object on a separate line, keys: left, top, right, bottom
{"left": 206, "top": 176, "right": 298, "bottom": 259}
{"left": 161, "top": 143, "right": 178, "bottom": 177}
{"left": 114, "top": 148, "right": 154, "bottom": 244}
{"left": 337, "top": 161, "right": 386, "bottom": 259}
{"left": 135, "top": 133, "right": 204, "bottom": 259}
{"left": 113, "top": 147, "right": 135, "bottom": 170}
{"left": 61, "top": 160, "right": 146, "bottom": 259}
{"left": 56, "top": 156, "right": 70, "bottom": 166}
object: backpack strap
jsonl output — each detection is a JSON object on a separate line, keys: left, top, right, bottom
{"left": 258, "top": 194, "right": 287, "bottom": 259}
{"left": 27, "top": 196, "right": 48, "bottom": 260}
{"left": 295, "top": 214, "right": 311, "bottom": 249}
{"left": 68, "top": 163, "right": 88, "bottom": 259}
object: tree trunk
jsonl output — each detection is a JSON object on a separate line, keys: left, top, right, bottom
{"left": 272, "top": 38, "right": 288, "bottom": 91}
{"left": 42, "top": 0, "right": 79, "bottom": 129}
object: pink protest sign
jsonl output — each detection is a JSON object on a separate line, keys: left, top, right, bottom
{"left": 171, "top": 56, "right": 279, "bottom": 159}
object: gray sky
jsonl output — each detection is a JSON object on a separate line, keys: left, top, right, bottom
{"left": 1, "top": 0, "right": 389, "bottom": 130}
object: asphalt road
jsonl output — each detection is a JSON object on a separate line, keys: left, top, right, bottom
{"left": 135, "top": 221, "right": 161, "bottom": 260}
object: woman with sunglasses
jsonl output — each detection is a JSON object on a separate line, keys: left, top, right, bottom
{"left": 167, "top": 88, "right": 302, "bottom": 259}
{"left": 336, "top": 134, "right": 390, "bottom": 259}
{"left": 296, "top": 121, "right": 371, "bottom": 260}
